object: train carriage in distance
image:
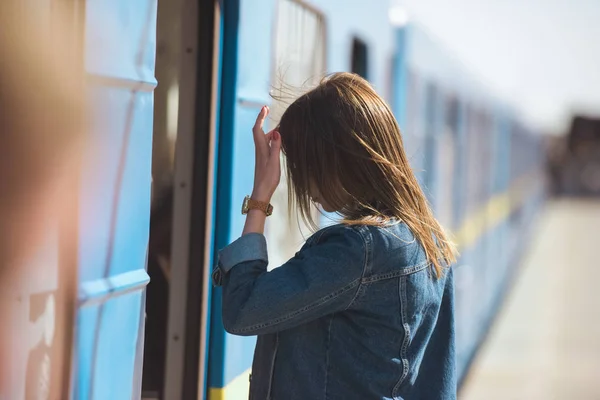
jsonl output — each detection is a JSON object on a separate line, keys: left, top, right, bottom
{"left": 547, "top": 115, "right": 600, "bottom": 197}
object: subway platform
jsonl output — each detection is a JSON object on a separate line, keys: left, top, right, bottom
{"left": 460, "top": 199, "right": 600, "bottom": 399}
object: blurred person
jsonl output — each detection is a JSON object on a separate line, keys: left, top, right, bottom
{"left": 0, "top": 1, "right": 85, "bottom": 398}
{"left": 212, "top": 73, "right": 458, "bottom": 400}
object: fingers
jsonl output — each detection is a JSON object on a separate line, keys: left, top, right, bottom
{"left": 264, "top": 129, "right": 275, "bottom": 142}
{"left": 269, "top": 130, "right": 281, "bottom": 164}
{"left": 253, "top": 106, "right": 269, "bottom": 156}
{"left": 253, "top": 106, "right": 268, "bottom": 133}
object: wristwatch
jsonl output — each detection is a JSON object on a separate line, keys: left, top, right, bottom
{"left": 241, "top": 195, "right": 273, "bottom": 216}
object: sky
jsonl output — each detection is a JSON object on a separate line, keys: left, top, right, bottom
{"left": 394, "top": 0, "right": 600, "bottom": 134}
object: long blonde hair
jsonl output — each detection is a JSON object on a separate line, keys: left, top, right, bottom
{"left": 277, "top": 72, "right": 457, "bottom": 276}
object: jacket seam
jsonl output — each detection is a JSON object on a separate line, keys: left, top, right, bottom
{"left": 324, "top": 315, "right": 334, "bottom": 400}
{"left": 346, "top": 225, "right": 371, "bottom": 310}
{"left": 228, "top": 278, "right": 361, "bottom": 334}
{"left": 393, "top": 275, "right": 410, "bottom": 396}
{"left": 266, "top": 333, "right": 278, "bottom": 400}
{"left": 311, "top": 224, "right": 343, "bottom": 245}
{"left": 361, "top": 260, "right": 431, "bottom": 283}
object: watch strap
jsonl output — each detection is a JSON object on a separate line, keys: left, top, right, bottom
{"left": 243, "top": 196, "right": 273, "bottom": 216}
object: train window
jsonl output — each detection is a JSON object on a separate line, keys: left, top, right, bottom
{"left": 438, "top": 95, "right": 460, "bottom": 229}
{"left": 402, "top": 69, "right": 427, "bottom": 187}
{"left": 465, "top": 106, "right": 480, "bottom": 212}
{"left": 425, "top": 82, "right": 438, "bottom": 138}
{"left": 269, "top": 0, "right": 326, "bottom": 269}
{"left": 480, "top": 111, "right": 493, "bottom": 203}
{"left": 423, "top": 82, "right": 438, "bottom": 195}
{"left": 467, "top": 109, "right": 491, "bottom": 208}
{"left": 351, "top": 37, "right": 369, "bottom": 79}
{"left": 406, "top": 69, "right": 421, "bottom": 137}
{"left": 272, "top": 0, "right": 326, "bottom": 106}
{"left": 446, "top": 96, "right": 459, "bottom": 134}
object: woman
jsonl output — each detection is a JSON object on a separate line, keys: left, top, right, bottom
{"left": 213, "top": 73, "right": 457, "bottom": 400}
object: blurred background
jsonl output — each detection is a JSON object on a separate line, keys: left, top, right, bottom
{"left": 1, "top": 0, "right": 598, "bottom": 399}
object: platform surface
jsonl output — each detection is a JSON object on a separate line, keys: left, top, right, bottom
{"left": 461, "top": 199, "right": 600, "bottom": 400}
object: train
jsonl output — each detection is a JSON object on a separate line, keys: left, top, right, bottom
{"left": 547, "top": 115, "right": 600, "bottom": 197}
{"left": 7, "top": 0, "right": 545, "bottom": 399}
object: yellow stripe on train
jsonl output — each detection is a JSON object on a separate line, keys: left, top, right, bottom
{"left": 453, "top": 171, "right": 539, "bottom": 250}
{"left": 208, "top": 369, "right": 252, "bottom": 400}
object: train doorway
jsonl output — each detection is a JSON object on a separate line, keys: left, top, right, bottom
{"left": 142, "top": 0, "right": 220, "bottom": 399}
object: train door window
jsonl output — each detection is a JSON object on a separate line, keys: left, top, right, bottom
{"left": 351, "top": 37, "right": 369, "bottom": 79}
{"left": 269, "top": 0, "right": 326, "bottom": 270}
{"left": 272, "top": 0, "right": 325, "bottom": 104}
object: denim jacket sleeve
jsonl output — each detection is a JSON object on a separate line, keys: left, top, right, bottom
{"left": 213, "top": 225, "right": 367, "bottom": 336}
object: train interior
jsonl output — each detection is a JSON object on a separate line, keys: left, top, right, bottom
{"left": 141, "top": 0, "right": 181, "bottom": 395}
{"left": 142, "top": 0, "right": 215, "bottom": 398}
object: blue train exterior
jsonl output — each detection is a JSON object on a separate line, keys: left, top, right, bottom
{"left": 6, "top": 1, "right": 544, "bottom": 399}
{"left": 389, "top": 23, "right": 546, "bottom": 385}
{"left": 209, "top": 1, "right": 545, "bottom": 398}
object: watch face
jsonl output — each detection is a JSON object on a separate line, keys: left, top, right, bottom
{"left": 242, "top": 196, "right": 250, "bottom": 214}
{"left": 266, "top": 204, "right": 273, "bottom": 216}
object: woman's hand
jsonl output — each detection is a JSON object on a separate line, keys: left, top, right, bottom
{"left": 242, "top": 106, "right": 281, "bottom": 236}
{"left": 251, "top": 106, "right": 281, "bottom": 203}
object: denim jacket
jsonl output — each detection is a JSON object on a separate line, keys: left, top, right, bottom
{"left": 212, "top": 223, "right": 456, "bottom": 400}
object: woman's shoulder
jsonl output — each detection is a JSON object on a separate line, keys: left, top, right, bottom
{"left": 305, "top": 222, "right": 425, "bottom": 259}
{"left": 306, "top": 223, "right": 368, "bottom": 248}
{"left": 309, "top": 221, "right": 414, "bottom": 243}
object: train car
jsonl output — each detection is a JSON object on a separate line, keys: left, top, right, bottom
{"left": 207, "top": 2, "right": 546, "bottom": 399}
{"left": 548, "top": 115, "right": 600, "bottom": 196}
{"left": 5, "top": 0, "right": 220, "bottom": 399}
{"left": 207, "top": 1, "right": 397, "bottom": 398}
{"left": 385, "top": 20, "right": 545, "bottom": 384}
{"left": 5, "top": 1, "right": 545, "bottom": 399}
